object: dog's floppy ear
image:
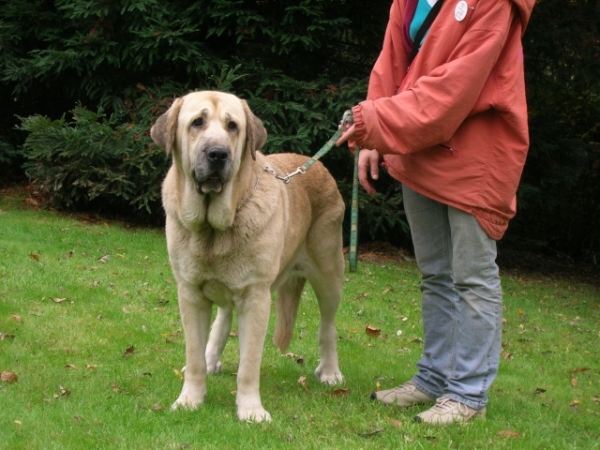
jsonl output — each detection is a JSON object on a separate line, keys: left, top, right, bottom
{"left": 242, "top": 100, "right": 267, "bottom": 161}
{"left": 150, "top": 97, "right": 184, "bottom": 155}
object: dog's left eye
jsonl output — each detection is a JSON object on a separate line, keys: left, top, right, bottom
{"left": 227, "top": 121, "right": 238, "bottom": 132}
{"left": 192, "top": 117, "right": 204, "bottom": 127}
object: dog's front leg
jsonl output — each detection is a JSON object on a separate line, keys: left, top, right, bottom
{"left": 235, "top": 287, "right": 272, "bottom": 422}
{"left": 172, "top": 283, "right": 212, "bottom": 411}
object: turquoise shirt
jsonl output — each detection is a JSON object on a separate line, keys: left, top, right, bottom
{"left": 409, "top": 0, "right": 439, "bottom": 47}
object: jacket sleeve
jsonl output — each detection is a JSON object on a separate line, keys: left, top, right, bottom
{"left": 354, "top": 1, "right": 516, "bottom": 155}
{"left": 366, "top": 1, "right": 409, "bottom": 101}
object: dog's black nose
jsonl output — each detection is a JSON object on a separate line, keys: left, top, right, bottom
{"left": 207, "top": 147, "right": 229, "bottom": 164}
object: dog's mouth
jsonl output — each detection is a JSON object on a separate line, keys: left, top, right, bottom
{"left": 193, "top": 145, "right": 232, "bottom": 195}
{"left": 195, "top": 173, "right": 224, "bottom": 194}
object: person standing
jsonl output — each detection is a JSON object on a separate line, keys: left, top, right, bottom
{"left": 337, "top": 0, "right": 535, "bottom": 425}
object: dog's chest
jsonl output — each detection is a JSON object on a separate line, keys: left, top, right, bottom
{"left": 199, "top": 278, "right": 235, "bottom": 307}
{"left": 172, "top": 234, "right": 266, "bottom": 296}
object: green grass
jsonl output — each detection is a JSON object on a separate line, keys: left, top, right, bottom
{"left": 1, "top": 194, "right": 599, "bottom": 449}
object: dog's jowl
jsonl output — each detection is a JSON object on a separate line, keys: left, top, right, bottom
{"left": 151, "top": 91, "right": 345, "bottom": 422}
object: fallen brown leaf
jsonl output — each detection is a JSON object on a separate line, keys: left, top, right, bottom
{"left": 284, "top": 352, "right": 304, "bottom": 365}
{"left": 389, "top": 419, "right": 403, "bottom": 428}
{"left": 365, "top": 325, "right": 381, "bottom": 338}
{"left": 122, "top": 345, "right": 135, "bottom": 358}
{"left": 11, "top": 314, "right": 22, "bottom": 322}
{"left": 53, "top": 298, "right": 68, "bottom": 304}
{"left": 297, "top": 375, "right": 310, "bottom": 393}
{"left": 330, "top": 388, "right": 350, "bottom": 397}
{"left": 28, "top": 253, "right": 39, "bottom": 261}
{"left": 1, "top": 371, "right": 18, "bottom": 383}
{"left": 64, "top": 364, "right": 78, "bottom": 370}
{"left": 58, "top": 385, "right": 71, "bottom": 396}
{"left": 162, "top": 332, "right": 180, "bottom": 344}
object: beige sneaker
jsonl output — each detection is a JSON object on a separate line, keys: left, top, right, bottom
{"left": 414, "top": 397, "right": 486, "bottom": 425}
{"left": 371, "top": 381, "right": 435, "bottom": 407}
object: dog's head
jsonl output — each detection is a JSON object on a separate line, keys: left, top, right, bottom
{"left": 151, "top": 91, "right": 267, "bottom": 196}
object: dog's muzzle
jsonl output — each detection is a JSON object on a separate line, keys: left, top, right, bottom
{"left": 193, "top": 146, "right": 232, "bottom": 195}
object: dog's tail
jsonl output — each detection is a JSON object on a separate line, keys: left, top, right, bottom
{"left": 273, "top": 276, "right": 305, "bottom": 352}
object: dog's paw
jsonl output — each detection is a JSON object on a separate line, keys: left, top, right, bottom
{"left": 171, "top": 397, "right": 203, "bottom": 411}
{"left": 171, "top": 398, "right": 202, "bottom": 411}
{"left": 315, "top": 364, "right": 344, "bottom": 385}
{"left": 206, "top": 360, "right": 222, "bottom": 374}
{"left": 171, "top": 386, "right": 206, "bottom": 411}
{"left": 237, "top": 406, "right": 272, "bottom": 423}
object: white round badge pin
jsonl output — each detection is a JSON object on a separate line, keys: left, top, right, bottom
{"left": 455, "top": 0, "right": 468, "bottom": 22}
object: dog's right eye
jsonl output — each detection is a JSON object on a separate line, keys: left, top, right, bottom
{"left": 192, "top": 117, "right": 204, "bottom": 127}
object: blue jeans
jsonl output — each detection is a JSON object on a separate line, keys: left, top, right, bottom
{"left": 402, "top": 185, "right": 502, "bottom": 410}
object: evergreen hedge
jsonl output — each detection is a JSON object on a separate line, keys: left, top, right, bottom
{"left": 1, "top": 0, "right": 599, "bottom": 260}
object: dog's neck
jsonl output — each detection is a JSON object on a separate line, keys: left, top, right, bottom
{"left": 236, "top": 174, "right": 260, "bottom": 213}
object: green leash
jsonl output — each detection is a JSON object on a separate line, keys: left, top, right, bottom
{"left": 349, "top": 143, "right": 359, "bottom": 272}
{"left": 261, "top": 110, "right": 354, "bottom": 183}
{"left": 262, "top": 110, "right": 359, "bottom": 271}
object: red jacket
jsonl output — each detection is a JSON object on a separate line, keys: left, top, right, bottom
{"left": 352, "top": 0, "right": 535, "bottom": 240}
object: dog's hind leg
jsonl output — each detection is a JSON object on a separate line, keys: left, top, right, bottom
{"left": 205, "top": 306, "right": 233, "bottom": 374}
{"left": 273, "top": 276, "right": 306, "bottom": 353}
{"left": 311, "top": 273, "right": 344, "bottom": 385}
{"left": 308, "top": 235, "right": 345, "bottom": 385}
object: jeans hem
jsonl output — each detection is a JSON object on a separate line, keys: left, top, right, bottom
{"left": 442, "top": 393, "right": 487, "bottom": 411}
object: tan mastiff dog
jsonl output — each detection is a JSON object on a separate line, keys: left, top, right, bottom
{"left": 151, "top": 91, "right": 345, "bottom": 422}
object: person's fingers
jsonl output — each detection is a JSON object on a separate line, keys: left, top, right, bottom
{"left": 368, "top": 149, "right": 380, "bottom": 182}
{"left": 335, "top": 124, "right": 355, "bottom": 146}
{"left": 358, "top": 149, "right": 379, "bottom": 196}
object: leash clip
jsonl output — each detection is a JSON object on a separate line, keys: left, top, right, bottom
{"left": 280, "top": 166, "right": 306, "bottom": 183}
{"left": 261, "top": 165, "right": 306, "bottom": 184}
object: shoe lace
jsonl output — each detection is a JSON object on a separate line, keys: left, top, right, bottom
{"left": 431, "top": 398, "right": 466, "bottom": 414}
{"left": 392, "top": 383, "right": 415, "bottom": 394}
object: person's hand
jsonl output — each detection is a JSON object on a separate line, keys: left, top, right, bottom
{"left": 336, "top": 124, "right": 356, "bottom": 148}
{"left": 336, "top": 119, "right": 380, "bottom": 195}
{"left": 358, "top": 149, "right": 381, "bottom": 196}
